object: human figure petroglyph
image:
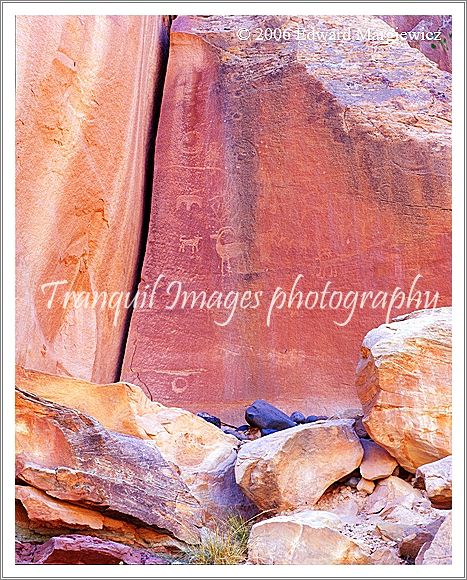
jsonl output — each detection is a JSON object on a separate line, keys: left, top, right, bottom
{"left": 314, "top": 249, "right": 338, "bottom": 278}
{"left": 210, "top": 226, "right": 251, "bottom": 276}
{"left": 179, "top": 234, "right": 202, "bottom": 254}
{"left": 176, "top": 194, "right": 203, "bottom": 211}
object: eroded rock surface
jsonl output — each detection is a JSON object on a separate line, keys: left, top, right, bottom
{"left": 235, "top": 420, "right": 363, "bottom": 510}
{"left": 16, "top": 15, "right": 170, "bottom": 383}
{"left": 121, "top": 15, "right": 451, "bottom": 424}
{"left": 15, "top": 366, "right": 252, "bottom": 520}
{"left": 15, "top": 388, "right": 202, "bottom": 544}
{"left": 357, "top": 307, "right": 452, "bottom": 472}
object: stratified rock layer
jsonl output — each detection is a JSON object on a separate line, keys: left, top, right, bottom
{"left": 15, "top": 366, "right": 252, "bottom": 520}
{"left": 121, "top": 15, "right": 451, "bottom": 423}
{"left": 15, "top": 388, "right": 202, "bottom": 544}
{"left": 16, "top": 16, "right": 170, "bottom": 382}
{"left": 16, "top": 535, "right": 170, "bottom": 565}
{"left": 356, "top": 307, "right": 452, "bottom": 472}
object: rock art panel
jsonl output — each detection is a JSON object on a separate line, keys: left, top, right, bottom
{"left": 121, "top": 15, "right": 451, "bottom": 423}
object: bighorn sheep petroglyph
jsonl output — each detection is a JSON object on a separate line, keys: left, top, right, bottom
{"left": 210, "top": 227, "right": 250, "bottom": 275}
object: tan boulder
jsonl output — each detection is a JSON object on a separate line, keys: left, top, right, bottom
{"left": 414, "top": 456, "right": 452, "bottom": 508}
{"left": 15, "top": 388, "right": 202, "bottom": 544}
{"left": 416, "top": 512, "right": 452, "bottom": 564}
{"left": 357, "top": 478, "right": 375, "bottom": 495}
{"left": 364, "top": 476, "right": 431, "bottom": 516}
{"left": 235, "top": 420, "right": 363, "bottom": 511}
{"left": 15, "top": 366, "right": 251, "bottom": 520}
{"left": 356, "top": 307, "right": 452, "bottom": 472}
{"left": 247, "top": 511, "right": 371, "bottom": 565}
{"left": 360, "top": 439, "right": 398, "bottom": 481}
{"left": 15, "top": 485, "right": 182, "bottom": 552}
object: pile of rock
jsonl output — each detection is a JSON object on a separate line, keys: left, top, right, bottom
{"left": 15, "top": 307, "right": 452, "bottom": 565}
{"left": 233, "top": 307, "right": 452, "bottom": 565}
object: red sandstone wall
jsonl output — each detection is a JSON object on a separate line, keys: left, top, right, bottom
{"left": 121, "top": 15, "right": 451, "bottom": 423}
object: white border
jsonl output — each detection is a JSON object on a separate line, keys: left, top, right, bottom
{"left": 2, "top": 2, "right": 464, "bottom": 578}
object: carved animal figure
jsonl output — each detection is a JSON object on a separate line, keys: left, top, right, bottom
{"left": 176, "top": 194, "right": 202, "bottom": 211}
{"left": 179, "top": 234, "right": 202, "bottom": 254}
{"left": 210, "top": 227, "right": 250, "bottom": 275}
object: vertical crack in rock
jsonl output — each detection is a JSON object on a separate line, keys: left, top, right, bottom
{"left": 115, "top": 16, "right": 174, "bottom": 380}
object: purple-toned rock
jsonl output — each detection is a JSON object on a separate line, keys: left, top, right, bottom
{"left": 17, "top": 535, "right": 170, "bottom": 565}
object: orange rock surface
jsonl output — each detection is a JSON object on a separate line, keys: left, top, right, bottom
{"left": 121, "top": 15, "right": 451, "bottom": 423}
{"left": 16, "top": 485, "right": 181, "bottom": 552}
{"left": 15, "top": 366, "right": 252, "bottom": 520}
{"left": 356, "top": 307, "right": 452, "bottom": 472}
{"left": 15, "top": 388, "right": 202, "bottom": 544}
{"left": 16, "top": 16, "right": 170, "bottom": 382}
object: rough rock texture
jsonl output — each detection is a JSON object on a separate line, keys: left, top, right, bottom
{"left": 414, "top": 455, "right": 452, "bottom": 508}
{"left": 15, "top": 388, "right": 202, "bottom": 544}
{"left": 357, "top": 477, "right": 375, "bottom": 494}
{"left": 15, "top": 366, "right": 252, "bottom": 520}
{"left": 16, "top": 485, "right": 182, "bottom": 552}
{"left": 15, "top": 535, "right": 170, "bottom": 565}
{"left": 16, "top": 16, "right": 170, "bottom": 383}
{"left": 379, "top": 16, "right": 452, "bottom": 72}
{"left": 364, "top": 476, "right": 445, "bottom": 547}
{"left": 121, "top": 15, "right": 451, "bottom": 424}
{"left": 247, "top": 511, "right": 371, "bottom": 565}
{"left": 360, "top": 439, "right": 398, "bottom": 480}
{"left": 356, "top": 307, "right": 452, "bottom": 472}
{"left": 235, "top": 420, "right": 363, "bottom": 511}
{"left": 245, "top": 399, "right": 296, "bottom": 431}
{"left": 416, "top": 512, "right": 452, "bottom": 564}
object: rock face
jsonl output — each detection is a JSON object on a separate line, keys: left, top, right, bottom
{"left": 360, "top": 439, "right": 398, "bottom": 481}
{"left": 416, "top": 511, "right": 452, "bottom": 564}
{"left": 247, "top": 511, "right": 371, "bottom": 565}
{"left": 16, "top": 16, "right": 170, "bottom": 383}
{"left": 15, "top": 388, "right": 202, "bottom": 544}
{"left": 16, "top": 485, "right": 182, "bottom": 552}
{"left": 414, "top": 456, "right": 452, "bottom": 508}
{"left": 121, "top": 15, "right": 451, "bottom": 424}
{"left": 356, "top": 307, "right": 452, "bottom": 472}
{"left": 235, "top": 420, "right": 363, "bottom": 511}
{"left": 379, "top": 16, "right": 452, "bottom": 72}
{"left": 15, "top": 366, "right": 252, "bottom": 520}
{"left": 16, "top": 535, "right": 169, "bottom": 565}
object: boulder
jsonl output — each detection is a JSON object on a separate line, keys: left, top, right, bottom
{"left": 15, "top": 388, "right": 202, "bottom": 544}
{"left": 15, "top": 485, "right": 183, "bottom": 552}
{"left": 235, "top": 420, "right": 363, "bottom": 511}
{"left": 360, "top": 439, "right": 398, "bottom": 481}
{"left": 306, "top": 415, "right": 329, "bottom": 423}
{"left": 357, "top": 478, "right": 375, "bottom": 495}
{"left": 290, "top": 411, "right": 306, "bottom": 424}
{"left": 245, "top": 399, "right": 296, "bottom": 431}
{"left": 356, "top": 307, "right": 452, "bottom": 472}
{"left": 364, "top": 476, "right": 431, "bottom": 516}
{"left": 414, "top": 456, "right": 452, "bottom": 508}
{"left": 120, "top": 15, "right": 451, "bottom": 424}
{"left": 416, "top": 512, "right": 452, "bottom": 564}
{"left": 16, "top": 16, "right": 171, "bottom": 383}
{"left": 196, "top": 411, "right": 221, "bottom": 428}
{"left": 15, "top": 366, "right": 252, "bottom": 520}
{"left": 247, "top": 511, "right": 371, "bottom": 565}
{"left": 17, "top": 535, "right": 170, "bottom": 565}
